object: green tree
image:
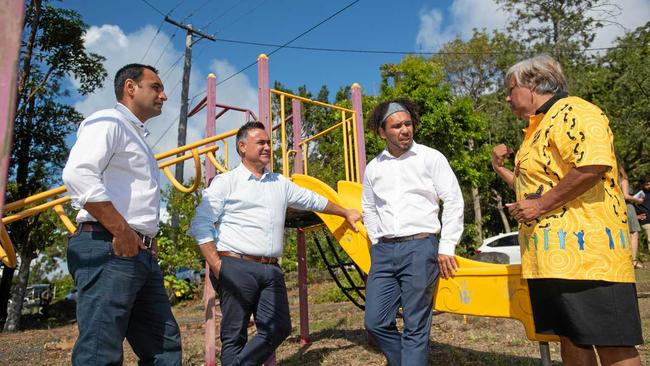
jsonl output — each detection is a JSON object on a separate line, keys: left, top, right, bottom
{"left": 157, "top": 181, "right": 203, "bottom": 300}
{"left": 379, "top": 56, "right": 489, "bottom": 248}
{"left": 579, "top": 22, "right": 650, "bottom": 183}
{"left": 2, "top": 0, "right": 106, "bottom": 331}
{"left": 435, "top": 30, "right": 525, "bottom": 238}
{"left": 496, "top": 0, "right": 621, "bottom": 64}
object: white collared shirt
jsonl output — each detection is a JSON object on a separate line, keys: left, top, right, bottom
{"left": 361, "top": 142, "right": 464, "bottom": 255}
{"left": 62, "top": 103, "right": 160, "bottom": 236}
{"left": 189, "top": 164, "right": 328, "bottom": 257}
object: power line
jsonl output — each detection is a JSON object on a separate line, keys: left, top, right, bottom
{"left": 181, "top": 0, "right": 212, "bottom": 23}
{"left": 139, "top": 0, "right": 166, "bottom": 16}
{"left": 140, "top": 1, "right": 186, "bottom": 62}
{"left": 152, "top": 115, "right": 180, "bottom": 150}
{"left": 211, "top": 0, "right": 268, "bottom": 35}
{"left": 140, "top": 20, "right": 166, "bottom": 62}
{"left": 212, "top": 38, "right": 635, "bottom": 55}
{"left": 191, "top": 0, "right": 361, "bottom": 101}
{"left": 202, "top": 0, "right": 244, "bottom": 31}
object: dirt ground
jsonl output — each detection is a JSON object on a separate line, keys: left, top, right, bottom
{"left": 2, "top": 269, "right": 650, "bottom": 365}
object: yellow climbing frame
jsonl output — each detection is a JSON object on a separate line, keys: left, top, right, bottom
{"left": 0, "top": 88, "right": 557, "bottom": 343}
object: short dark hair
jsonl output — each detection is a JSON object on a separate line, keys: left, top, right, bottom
{"left": 236, "top": 121, "right": 266, "bottom": 156}
{"left": 114, "top": 63, "right": 159, "bottom": 100}
{"left": 366, "top": 98, "right": 420, "bottom": 134}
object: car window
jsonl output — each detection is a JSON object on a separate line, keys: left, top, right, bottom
{"left": 487, "top": 235, "right": 519, "bottom": 247}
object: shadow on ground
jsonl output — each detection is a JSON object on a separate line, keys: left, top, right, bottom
{"left": 278, "top": 320, "right": 561, "bottom": 366}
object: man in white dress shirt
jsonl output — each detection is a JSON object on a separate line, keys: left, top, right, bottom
{"left": 190, "top": 121, "right": 362, "bottom": 366}
{"left": 62, "top": 64, "right": 181, "bottom": 365}
{"left": 362, "top": 98, "right": 464, "bottom": 366}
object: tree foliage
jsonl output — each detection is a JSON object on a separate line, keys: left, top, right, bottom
{"left": 2, "top": 0, "right": 106, "bottom": 332}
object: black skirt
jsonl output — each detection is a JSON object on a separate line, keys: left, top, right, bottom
{"left": 528, "top": 278, "right": 644, "bottom": 346}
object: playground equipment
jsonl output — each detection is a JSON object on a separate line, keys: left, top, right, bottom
{"left": 0, "top": 54, "right": 558, "bottom": 365}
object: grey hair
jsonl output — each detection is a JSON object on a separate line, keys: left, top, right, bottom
{"left": 505, "top": 55, "right": 568, "bottom": 95}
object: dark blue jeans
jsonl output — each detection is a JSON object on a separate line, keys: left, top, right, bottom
{"left": 67, "top": 230, "right": 182, "bottom": 366}
{"left": 209, "top": 256, "right": 292, "bottom": 366}
{"left": 364, "top": 236, "right": 439, "bottom": 366}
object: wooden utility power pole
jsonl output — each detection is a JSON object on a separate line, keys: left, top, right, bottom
{"left": 164, "top": 16, "right": 215, "bottom": 183}
{"left": 164, "top": 16, "right": 215, "bottom": 243}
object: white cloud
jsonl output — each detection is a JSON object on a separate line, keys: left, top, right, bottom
{"left": 416, "top": 0, "right": 649, "bottom": 52}
{"left": 591, "top": 0, "right": 650, "bottom": 49}
{"left": 71, "top": 24, "right": 258, "bottom": 183}
{"left": 416, "top": 0, "right": 508, "bottom": 51}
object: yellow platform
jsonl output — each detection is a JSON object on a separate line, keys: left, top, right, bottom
{"left": 292, "top": 174, "right": 559, "bottom": 342}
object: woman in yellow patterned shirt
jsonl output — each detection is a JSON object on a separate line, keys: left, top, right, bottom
{"left": 491, "top": 55, "right": 642, "bottom": 366}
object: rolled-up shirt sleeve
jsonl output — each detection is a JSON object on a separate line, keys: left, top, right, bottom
{"left": 62, "top": 119, "right": 121, "bottom": 209}
{"left": 432, "top": 154, "right": 464, "bottom": 256}
{"left": 361, "top": 170, "right": 379, "bottom": 244}
{"left": 189, "top": 175, "right": 228, "bottom": 245}
{"left": 285, "top": 179, "right": 328, "bottom": 212}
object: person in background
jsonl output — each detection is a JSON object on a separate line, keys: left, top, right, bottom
{"left": 619, "top": 165, "right": 643, "bottom": 268}
{"left": 635, "top": 177, "right": 650, "bottom": 252}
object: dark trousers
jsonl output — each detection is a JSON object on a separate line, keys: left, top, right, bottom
{"left": 67, "top": 230, "right": 182, "bottom": 366}
{"left": 364, "top": 236, "right": 439, "bottom": 366}
{"left": 209, "top": 256, "right": 292, "bottom": 366}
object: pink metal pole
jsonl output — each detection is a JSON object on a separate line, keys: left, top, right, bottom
{"left": 296, "top": 228, "right": 310, "bottom": 345}
{"left": 204, "top": 73, "right": 217, "bottom": 366}
{"left": 291, "top": 100, "right": 303, "bottom": 175}
{"left": 0, "top": 0, "right": 25, "bottom": 217}
{"left": 291, "top": 100, "right": 311, "bottom": 345}
{"left": 257, "top": 54, "right": 270, "bottom": 130}
{"left": 351, "top": 83, "right": 366, "bottom": 181}
{"left": 258, "top": 54, "right": 276, "bottom": 366}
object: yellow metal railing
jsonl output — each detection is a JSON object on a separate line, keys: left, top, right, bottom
{"left": 0, "top": 90, "right": 361, "bottom": 269}
{"left": 270, "top": 89, "right": 360, "bottom": 183}
{"left": 0, "top": 128, "right": 240, "bottom": 268}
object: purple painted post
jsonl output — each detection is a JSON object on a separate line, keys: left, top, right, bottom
{"left": 0, "top": 0, "right": 25, "bottom": 217}
{"left": 257, "top": 54, "right": 270, "bottom": 131}
{"left": 205, "top": 73, "right": 217, "bottom": 180}
{"left": 258, "top": 53, "right": 276, "bottom": 366}
{"left": 296, "top": 228, "right": 310, "bottom": 345}
{"left": 204, "top": 73, "right": 217, "bottom": 366}
{"left": 291, "top": 100, "right": 303, "bottom": 175}
{"left": 351, "top": 83, "right": 366, "bottom": 181}
{"left": 291, "top": 100, "right": 311, "bottom": 345}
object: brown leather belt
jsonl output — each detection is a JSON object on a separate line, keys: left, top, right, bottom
{"left": 378, "top": 233, "right": 431, "bottom": 243}
{"left": 79, "top": 222, "right": 155, "bottom": 249}
{"left": 218, "top": 251, "right": 278, "bottom": 265}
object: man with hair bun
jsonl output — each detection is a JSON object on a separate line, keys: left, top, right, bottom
{"left": 362, "top": 98, "right": 464, "bottom": 365}
{"left": 492, "top": 54, "right": 642, "bottom": 366}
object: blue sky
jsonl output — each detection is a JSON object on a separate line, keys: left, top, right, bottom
{"left": 60, "top": 0, "right": 649, "bottom": 179}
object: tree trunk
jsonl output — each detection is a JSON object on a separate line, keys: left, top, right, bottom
{"left": 471, "top": 185, "right": 483, "bottom": 242}
{"left": 493, "top": 189, "right": 512, "bottom": 233}
{"left": 3, "top": 251, "right": 35, "bottom": 332}
{"left": 0, "top": 266, "right": 16, "bottom": 325}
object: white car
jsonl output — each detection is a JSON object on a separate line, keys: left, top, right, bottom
{"left": 475, "top": 232, "right": 521, "bottom": 264}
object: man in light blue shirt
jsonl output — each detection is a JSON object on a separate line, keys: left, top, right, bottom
{"left": 190, "top": 121, "right": 361, "bottom": 365}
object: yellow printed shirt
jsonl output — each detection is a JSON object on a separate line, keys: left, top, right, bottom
{"left": 514, "top": 96, "right": 634, "bottom": 283}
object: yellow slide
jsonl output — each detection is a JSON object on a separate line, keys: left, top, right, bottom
{"left": 291, "top": 174, "right": 558, "bottom": 342}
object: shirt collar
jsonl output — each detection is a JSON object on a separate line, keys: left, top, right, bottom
{"left": 534, "top": 92, "right": 569, "bottom": 115}
{"left": 115, "top": 103, "right": 150, "bottom": 137}
{"left": 380, "top": 141, "right": 419, "bottom": 160}
{"left": 236, "top": 163, "right": 270, "bottom": 181}
{"left": 523, "top": 92, "right": 569, "bottom": 140}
